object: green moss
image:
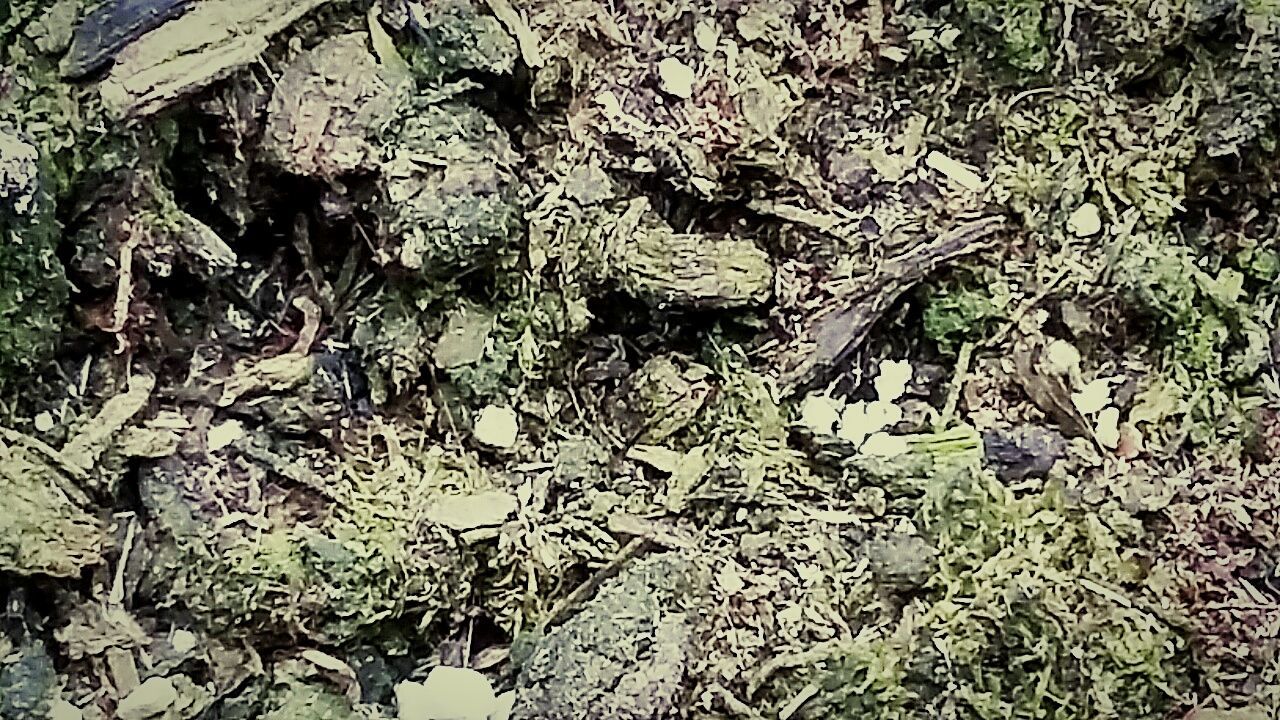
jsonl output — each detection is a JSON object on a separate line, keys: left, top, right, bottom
{"left": 818, "top": 464, "right": 1190, "bottom": 719}
{"left": 151, "top": 443, "right": 489, "bottom": 644}
{"left": 261, "top": 679, "right": 359, "bottom": 720}
{"left": 0, "top": 196, "right": 69, "bottom": 381}
{"left": 405, "top": 0, "right": 518, "bottom": 80}
{"left": 922, "top": 275, "right": 1013, "bottom": 353}
{"left": 377, "top": 101, "right": 521, "bottom": 277}
{"left": 959, "top": 0, "right": 1050, "bottom": 72}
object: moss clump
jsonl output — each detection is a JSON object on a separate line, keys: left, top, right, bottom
{"left": 922, "top": 274, "right": 1013, "bottom": 353}
{"left": 143, "top": 436, "right": 491, "bottom": 645}
{"left": 960, "top": 0, "right": 1050, "bottom": 72}
{"left": 376, "top": 101, "right": 522, "bottom": 277}
{"left": 261, "top": 679, "right": 360, "bottom": 720}
{"left": 405, "top": 0, "right": 518, "bottom": 80}
{"left": 0, "top": 135, "right": 69, "bottom": 382}
{"left": 817, "top": 464, "right": 1190, "bottom": 719}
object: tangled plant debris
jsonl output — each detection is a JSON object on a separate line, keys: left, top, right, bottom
{"left": 2, "top": 0, "right": 1280, "bottom": 718}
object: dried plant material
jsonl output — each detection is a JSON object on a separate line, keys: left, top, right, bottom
{"left": 511, "top": 554, "right": 699, "bottom": 719}
{"left": 56, "top": 604, "right": 149, "bottom": 660}
{"left": 217, "top": 354, "right": 315, "bottom": 407}
{"left": 606, "top": 355, "right": 713, "bottom": 444}
{"left": 615, "top": 226, "right": 774, "bottom": 309}
{"left": 375, "top": 102, "right": 521, "bottom": 275}
{"left": 60, "top": 373, "right": 155, "bottom": 474}
{"left": 1011, "top": 333, "right": 1094, "bottom": 439}
{"left": 482, "top": 0, "right": 542, "bottom": 68}
{"left": 6, "top": 0, "right": 1280, "bottom": 715}
{"left": 434, "top": 306, "right": 494, "bottom": 370}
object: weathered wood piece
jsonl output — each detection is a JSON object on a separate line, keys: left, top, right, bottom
{"left": 62, "top": 0, "right": 195, "bottom": 78}
{"left": 776, "top": 215, "right": 1005, "bottom": 393}
{"left": 98, "top": 0, "right": 331, "bottom": 118}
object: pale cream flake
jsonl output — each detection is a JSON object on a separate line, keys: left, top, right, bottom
{"left": 657, "top": 57, "right": 696, "bottom": 99}
{"left": 474, "top": 405, "right": 519, "bottom": 449}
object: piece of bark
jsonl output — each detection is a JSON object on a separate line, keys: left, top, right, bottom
{"left": 99, "top": 0, "right": 331, "bottom": 118}
{"left": 596, "top": 197, "right": 774, "bottom": 309}
{"left": 982, "top": 425, "right": 1067, "bottom": 481}
{"left": 775, "top": 215, "right": 1004, "bottom": 393}
{"left": 262, "top": 32, "right": 406, "bottom": 180}
{"left": 1010, "top": 334, "right": 1094, "bottom": 439}
{"left": 0, "top": 438, "right": 106, "bottom": 578}
{"left": 62, "top": 0, "right": 195, "bottom": 78}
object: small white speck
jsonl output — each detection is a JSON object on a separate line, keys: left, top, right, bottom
{"left": 798, "top": 395, "right": 842, "bottom": 435}
{"left": 1067, "top": 202, "right": 1103, "bottom": 237}
{"left": 207, "top": 420, "right": 244, "bottom": 452}
{"left": 874, "top": 360, "right": 913, "bottom": 402}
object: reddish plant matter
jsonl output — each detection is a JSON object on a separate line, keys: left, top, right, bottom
{"left": 1159, "top": 457, "right": 1280, "bottom": 697}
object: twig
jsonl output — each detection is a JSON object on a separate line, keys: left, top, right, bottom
{"left": 540, "top": 537, "right": 647, "bottom": 630}
{"left": 937, "top": 340, "right": 974, "bottom": 430}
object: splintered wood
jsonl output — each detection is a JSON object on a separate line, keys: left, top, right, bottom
{"left": 99, "top": 0, "right": 331, "bottom": 117}
{"left": 774, "top": 215, "right": 1005, "bottom": 393}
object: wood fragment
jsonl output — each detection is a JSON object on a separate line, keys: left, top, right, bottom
{"left": 62, "top": 0, "right": 196, "bottom": 78}
{"left": 775, "top": 215, "right": 1005, "bottom": 393}
{"left": 483, "top": 0, "right": 544, "bottom": 68}
{"left": 99, "top": 0, "right": 331, "bottom": 117}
